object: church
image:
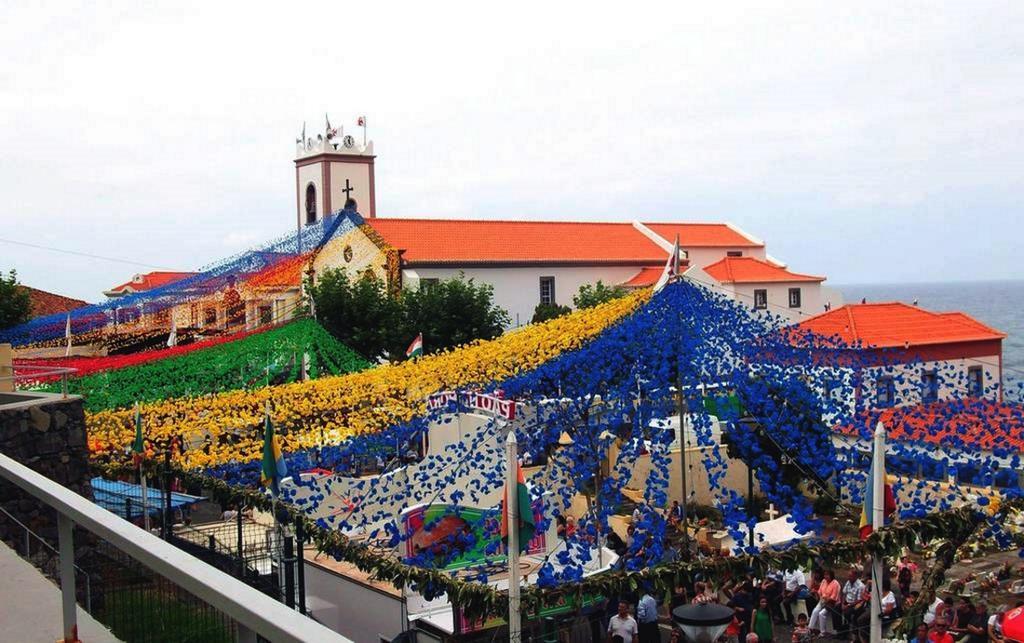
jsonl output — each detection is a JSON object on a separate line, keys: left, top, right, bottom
{"left": 276, "top": 120, "right": 841, "bottom": 328}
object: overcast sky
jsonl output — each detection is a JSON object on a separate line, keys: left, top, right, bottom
{"left": 2, "top": 2, "right": 1021, "bottom": 301}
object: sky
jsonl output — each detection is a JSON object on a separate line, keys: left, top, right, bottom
{"left": 1, "top": 1, "right": 1022, "bottom": 302}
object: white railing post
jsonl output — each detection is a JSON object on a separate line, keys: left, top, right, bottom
{"left": 58, "top": 513, "right": 77, "bottom": 643}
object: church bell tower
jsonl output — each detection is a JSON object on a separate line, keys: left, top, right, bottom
{"left": 294, "top": 115, "right": 376, "bottom": 227}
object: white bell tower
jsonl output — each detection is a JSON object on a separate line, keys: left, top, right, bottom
{"left": 294, "top": 115, "right": 376, "bottom": 227}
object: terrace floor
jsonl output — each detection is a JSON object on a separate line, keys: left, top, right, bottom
{"left": 0, "top": 542, "right": 121, "bottom": 642}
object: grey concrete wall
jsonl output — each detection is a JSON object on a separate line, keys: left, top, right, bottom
{"left": 304, "top": 559, "right": 406, "bottom": 642}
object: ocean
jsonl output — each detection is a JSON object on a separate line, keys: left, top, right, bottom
{"left": 837, "top": 280, "right": 1024, "bottom": 393}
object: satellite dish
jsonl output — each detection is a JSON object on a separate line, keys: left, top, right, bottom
{"left": 343, "top": 135, "right": 355, "bottom": 149}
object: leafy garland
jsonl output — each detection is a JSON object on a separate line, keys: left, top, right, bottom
{"left": 95, "top": 458, "right": 1022, "bottom": 620}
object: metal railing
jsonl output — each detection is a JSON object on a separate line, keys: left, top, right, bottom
{"left": 0, "top": 363, "right": 77, "bottom": 398}
{"left": 0, "top": 451, "right": 351, "bottom": 643}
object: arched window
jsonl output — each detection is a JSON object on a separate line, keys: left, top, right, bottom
{"left": 305, "top": 183, "right": 317, "bottom": 224}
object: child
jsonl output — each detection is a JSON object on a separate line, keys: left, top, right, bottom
{"left": 791, "top": 613, "right": 811, "bottom": 643}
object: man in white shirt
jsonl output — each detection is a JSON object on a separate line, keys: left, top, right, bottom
{"left": 781, "top": 568, "right": 807, "bottom": 625}
{"left": 840, "top": 570, "right": 867, "bottom": 635}
{"left": 608, "top": 600, "right": 639, "bottom": 643}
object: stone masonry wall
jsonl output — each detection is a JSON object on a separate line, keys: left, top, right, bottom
{"left": 0, "top": 395, "right": 95, "bottom": 599}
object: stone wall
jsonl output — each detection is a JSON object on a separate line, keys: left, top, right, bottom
{"left": 0, "top": 395, "right": 95, "bottom": 599}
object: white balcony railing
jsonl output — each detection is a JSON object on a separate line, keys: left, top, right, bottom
{"left": 0, "top": 451, "right": 352, "bottom": 643}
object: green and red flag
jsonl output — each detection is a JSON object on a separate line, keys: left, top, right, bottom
{"left": 131, "top": 402, "right": 145, "bottom": 466}
{"left": 406, "top": 333, "right": 423, "bottom": 359}
{"left": 260, "top": 405, "right": 288, "bottom": 496}
{"left": 501, "top": 460, "right": 536, "bottom": 553}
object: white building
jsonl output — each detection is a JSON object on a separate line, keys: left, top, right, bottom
{"left": 290, "top": 122, "right": 829, "bottom": 327}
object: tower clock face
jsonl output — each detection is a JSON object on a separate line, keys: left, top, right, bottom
{"left": 343, "top": 135, "right": 355, "bottom": 148}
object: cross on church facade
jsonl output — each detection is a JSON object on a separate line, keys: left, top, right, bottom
{"left": 342, "top": 179, "right": 355, "bottom": 199}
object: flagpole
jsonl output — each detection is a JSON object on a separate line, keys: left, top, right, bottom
{"left": 136, "top": 402, "right": 150, "bottom": 531}
{"left": 870, "top": 421, "right": 886, "bottom": 643}
{"left": 505, "top": 431, "right": 521, "bottom": 642}
{"left": 65, "top": 313, "right": 72, "bottom": 357}
{"left": 267, "top": 399, "right": 284, "bottom": 601}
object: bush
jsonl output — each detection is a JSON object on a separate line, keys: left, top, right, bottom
{"left": 574, "top": 281, "right": 628, "bottom": 309}
{"left": 531, "top": 303, "right": 572, "bottom": 324}
{"left": 311, "top": 269, "right": 509, "bottom": 361}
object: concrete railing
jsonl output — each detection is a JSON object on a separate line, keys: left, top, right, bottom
{"left": 0, "top": 451, "right": 352, "bottom": 643}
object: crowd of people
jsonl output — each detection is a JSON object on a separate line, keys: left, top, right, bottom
{"left": 600, "top": 552, "right": 1022, "bottom": 643}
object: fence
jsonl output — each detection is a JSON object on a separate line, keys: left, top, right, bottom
{"left": 0, "top": 450, "right": 350, "bottom": 643}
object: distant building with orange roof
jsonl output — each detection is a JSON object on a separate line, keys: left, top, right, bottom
{"left": 795, "top": 302, "right": 1005, "bottom": 411}
{"left": 103, "top": 271, "right": 198, "bottom": 298}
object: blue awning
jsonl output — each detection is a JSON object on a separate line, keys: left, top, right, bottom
{"left": 91, "top": 477, "right": 204, "bottom": 520}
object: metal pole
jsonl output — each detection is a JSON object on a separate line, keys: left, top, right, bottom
{"left": 164, "top": 451, "right": 172, "bottom": 538}
{"left": 58, "top": 513, "right": 77, "bottom": 643}
{"left": 870, "top": 421, "right": 886, "bottom": 643}
{"left": 506, "top": 431, "right": 521, "bottom": 642}
{"left": 676, "top": 376, "right": 689, "bottom": 553}
{"left": 237, "top": 504, "right": 244, "bottom": 578}
{"left": 748, "top": 455, "right": 755, "bottom": 552}
{"left": 283, "top": 536, "right": 296, "bottom": 609}
{"left": 296, "top": 520, "right": 307, "bottom": 615}
{"left": 140, "top": 471, "right": 150, "bottom": 531}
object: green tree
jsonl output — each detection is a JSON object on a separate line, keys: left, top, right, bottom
{"left": 573, "top": 281, "right": 628, "bottom": 309}
{"left": 310, "top": 269, "right": 402, "bottom": 361}
{"left": 311, "top": 270, "right": 509, "bottom": 361}
{"left": 401, "top": 275, "right": 509, "bottom": 355}
{"left": 0, "top": 269, "right": 31, "bottom": 330}
{"left": 531, "top": 302, "right": 572, "bottom": 324}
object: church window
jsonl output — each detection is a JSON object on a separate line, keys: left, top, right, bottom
{"left": 539, "top": 277, "right": 556, "bottom": 305}
{"left": 727, "top": 251, "right": 743, "bottom": 257}
{"left": 420, "top": 278, "right": 439, "bottom": 292}
{"left": 203, "top": 307, "right": 217, "bottom": 327}
{"left": 305, "top": 183, "right": 317, "bottom": 225}
{"left": 753, "top": 289, "right": 767, "bottom": 309}
{"left": 788, "top": 287, "right": 802, "bottom": 308}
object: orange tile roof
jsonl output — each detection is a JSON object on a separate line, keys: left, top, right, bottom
{"left": 621, "top": 267, "right": 664, "bottom": 287}
{"left": 642, "top": 222, "right": 762, "bottom": 248}
{"left": 365, "top": 219, "right": 666, "bottom": 265}
{"left": 838, "top": 399, "right": 1024, "bottom": 453}
{"left": 20, "top": 286, "right": 88, "bottom": 319}
{"left": 797, "top": 302, "right": 1005, "bottom": 348}
{"left": 106, "top": 271, "right": 197, "bottom": 294}
{"left": 704, "top": 257, "right": 825, "bottom": 283}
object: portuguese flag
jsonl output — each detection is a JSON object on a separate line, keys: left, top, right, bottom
{"left": 131, "top": 402, "right": 145, "bottom": 466}
{"left": 406, "top": 333, "right": 423, "bottom": 359}
{"left": 501, "top": 461, "right": 536, "bottom": 553}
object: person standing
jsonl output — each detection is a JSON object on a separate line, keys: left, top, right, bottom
{"left": 752, "top": 596, "right": 775, "bottom": 643}
{"left": 608, "top": 600, "right": 639, "bottom": 643}
{"left": 728, "top": 582, "right": 755, "bottom": 640}
{"left": 637, "top": 588, "right": 660, "bottom": 643}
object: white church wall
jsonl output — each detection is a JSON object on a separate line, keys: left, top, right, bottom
{"left": 406, "top": 265, "right": 645, "bottom": 328}
{"left": 328, "top": 161, "right": 372, "bottom": 216}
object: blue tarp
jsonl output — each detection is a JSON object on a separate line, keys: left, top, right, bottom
{"left": 91, "top": 477, "right": 204, "bottom": 520}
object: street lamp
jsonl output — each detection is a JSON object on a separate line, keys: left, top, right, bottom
{"left": 671, "top": 604, "right": 735, "bottom": 643}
